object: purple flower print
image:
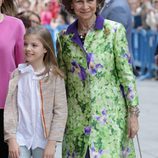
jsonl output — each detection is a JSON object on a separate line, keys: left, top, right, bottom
{"left": 86, "top": 53, "right": 103, "bottom": 75}
{"left": 84, "top": 126, "right": 91, "bottom": 135}
{"left": 122, "top": 53, "right": 132, "bottom": 65}
{"left": 66, "top": 150, "right": 71, "bottom": 158}
{"left": 90, "top": 143, "right": 105, "bottom": 158}
{"left": 66, "top": 150, "right": 77, "bottom": 158}
{"left": 120, "top": 84, "right": 125, "bottom": 98}
{"left": 127, "top": 86, "right": 134, "bottom": 100}
{"left": 71, "top": 60, "right": 87, "bottom": 80}
{"left": 112, "top": 27, "right": 117, "bottom": 33}
{"left": 122, "top": 146, "right": 130, "bottom": 158}
{"left": 94, "top": 108, "right": 107, "bottom": 125}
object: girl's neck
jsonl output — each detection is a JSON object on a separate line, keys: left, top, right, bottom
{"left": 78, "top": 14, "right": 96, "bottom": 34}
{"left": 30, "top": 63, "right": 46, "bottom": 73}
{"left": 0, "top": 13, "right": 4, "bottom": 22}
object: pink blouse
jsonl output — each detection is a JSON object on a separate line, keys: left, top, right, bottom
{"left": 0, "top": 15, "right": 25, "bottom": 109}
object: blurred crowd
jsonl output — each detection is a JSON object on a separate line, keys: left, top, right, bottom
{"left": 16, "top": 0, "right": 158, "bottom": 31}
{"left": 16, "top": 0, "right": 75, "bottom": 55}
{"left": 128, "top": 0, "right": 158, "bottom": 31}
{"left": 16, "top": 0, "right": 74, "bottom": 27}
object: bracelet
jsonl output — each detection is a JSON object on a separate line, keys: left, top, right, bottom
{"left": 128, "top": 107, "right": 140, "bottom": 117}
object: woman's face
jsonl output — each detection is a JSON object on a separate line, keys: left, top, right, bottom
{"left": 71, "top": 0, "right": 97, "bottom": 20}
{"left": 29, "top": 14, "right": 40, "bottom": 27}
{"left": 154, "top": 1, "right": 158, "bottom": 10}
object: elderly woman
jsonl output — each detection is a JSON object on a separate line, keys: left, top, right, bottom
{"left": 57, "top": 0, "right": 139, "bottom": 157}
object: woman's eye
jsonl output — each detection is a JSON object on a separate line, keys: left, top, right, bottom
{"left": 76, "top": 0, "right": 82, "bottom": 2}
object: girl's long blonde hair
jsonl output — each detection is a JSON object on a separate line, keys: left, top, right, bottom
{"left": 25, "top": 26, "right": 64, "bottom": 78}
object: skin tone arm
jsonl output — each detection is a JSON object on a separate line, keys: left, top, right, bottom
{"left": 155, "top": 54, "right": 158, "bottom": 66}
{"left": 128, "top": 113, "right": 139, "bottom": 138}
{"left": 8, "top": 139, "right": 57, "bottom": 158}
{"left": 43, "top": 140, "right": 57, "bottom": 158}
{"left": 8, "top": 139, "right": 20, "bottom": 158}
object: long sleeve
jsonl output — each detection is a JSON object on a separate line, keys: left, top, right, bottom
{"left": 57, "top": 35, "right": 67, "bottom": 78}
{"left": 14, "top": 20, "right": 25, "bottom": 67}
{"left": 48, "top": 77, "right": 67, "bottom": 141}
{"left": 114, "top": 24, "right": 139, "bottom": 108}
{"left": 4, "top": 70, "right": 19, "bottom": 141}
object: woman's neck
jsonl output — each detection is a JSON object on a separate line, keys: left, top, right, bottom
{"left": 78, "top": 15, "right": 96, "bottom": 34}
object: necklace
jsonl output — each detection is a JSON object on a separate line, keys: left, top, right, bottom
{"left": 78, "top": 15, "right": 96, "bottom": 36}
{"left": 78, "top": 22, "right": 95, "bottom": 36}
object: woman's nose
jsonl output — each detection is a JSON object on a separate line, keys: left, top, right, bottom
{"left": 82, "top": 2, "right": 89, "bottom": 9}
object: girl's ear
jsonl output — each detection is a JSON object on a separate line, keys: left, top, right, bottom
{"left": 44, "top": 48, "right": 47, "bottom": 54}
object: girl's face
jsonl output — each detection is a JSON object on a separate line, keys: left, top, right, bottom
{"left": 24, "top": 34, "right": 47, "bottom": 66}
{"left": 71, "top": 0, "right": 97, "bottom": 20}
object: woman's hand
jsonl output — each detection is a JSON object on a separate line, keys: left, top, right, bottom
{"left": 128, "top": 114, "right": 139, "bottom": 139}
{"left": 8, "top": 139, "right": 20, "bottom": 158}
{"left": 43, "top": 140, "right": 56, "bottom": 158}
{"left": 155, "top": 54, "right": 158, "bottom": 66}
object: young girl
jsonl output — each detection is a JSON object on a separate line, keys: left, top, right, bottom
{"left": 4, "top": 26, "right": 67, "bottom": 158}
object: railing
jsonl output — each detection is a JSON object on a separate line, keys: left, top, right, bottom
{"left": 132, "top": 29, "right": 158, "bottom": 79}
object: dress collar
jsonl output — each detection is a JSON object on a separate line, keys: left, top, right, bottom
{"left": 65, "top": 15, "right": 104, "bottom": 51}
{"left": 66, "top": 15, "right": 104, "bottom": 35}
{"left": 18, "top": 64, "right": 34, "bottom": 74}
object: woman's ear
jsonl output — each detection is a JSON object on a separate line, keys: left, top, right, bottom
{"left": 71, "top": 4, "right": 74, "bottom": 10}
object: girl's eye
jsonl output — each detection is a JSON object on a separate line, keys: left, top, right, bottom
{"left": 24, "top": 42, "right": 28, "bottom": 47}
{"left": 32, "top": 43, "right": 38, "bottom": 47}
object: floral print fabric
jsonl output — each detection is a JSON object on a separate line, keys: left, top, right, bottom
{"left": 57, "top": 18, "right": 139, "bottom": 158}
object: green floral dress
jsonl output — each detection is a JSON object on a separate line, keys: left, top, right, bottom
{"left": 57, "top": 16, "right": 139, "bottom": 158}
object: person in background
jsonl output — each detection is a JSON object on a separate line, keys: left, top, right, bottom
{"left": 58, "top": 0, "right": 139, "bottom": 157}
{"left": 41, "top": 0, "right": 60, "bottom": 25}
{"left": 16, "top": 11, "right": 32, "bottom": 29}
{"left": 28, "top": 10, "right": 41, "bottom": 27}
{"left": 140, "top": 0, "right": 153, "bottom": 29}
{"left": 128, "top": 0, "right": 142, "bottom": 29}
{"left": 0, "top": 0, "right": 25, "bottom": 157}
{"left": 100, "top": 0, "right": 133, "bottom": 54}
{"left": 17, "top": 0, "right": 31, "bottom": 12}
{"left": 146, "top": 0, "right": 158, "bottom": 31}
{"left": 4, "top": 26, "right": 67, "bottom": 158}
{"left": 16, "top": 10, "right": 41, "bottom": 30}
{"left": 154, "top": 44, "right": 158, "bottom": 80}
{"left": 45, "top": 7, "right": 69, "bottom": 55}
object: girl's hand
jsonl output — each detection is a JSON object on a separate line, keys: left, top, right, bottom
{"left": 43, "top": 140, "right": 56, "bottom": 158}
{"left": 128, "top": 114, "right": 139, "bottom": 138}
{"left": 8, "top": 139, "right": 20, "bottom": 158}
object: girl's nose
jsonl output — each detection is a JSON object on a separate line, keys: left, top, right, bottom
{"left": 25, "top": 45, "right": 31, "bottom": 51}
